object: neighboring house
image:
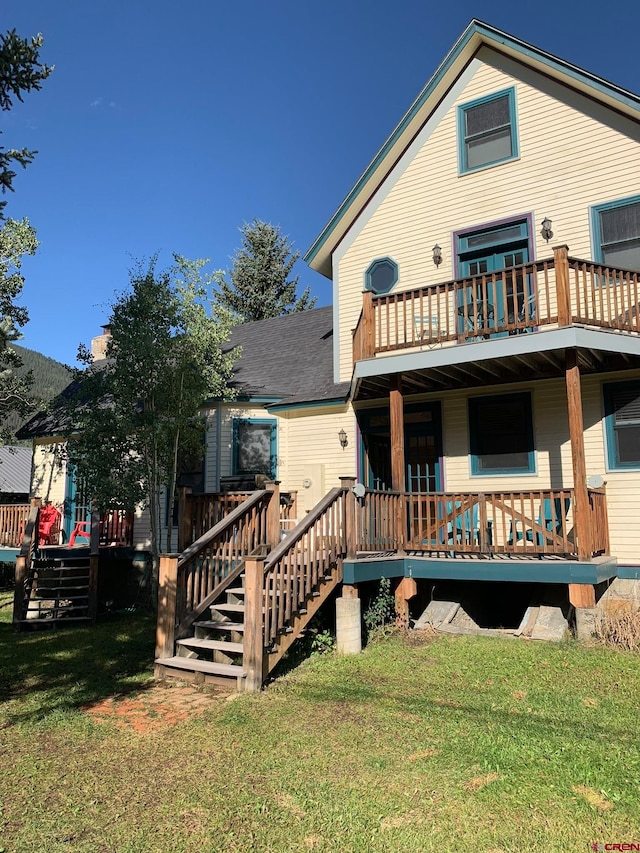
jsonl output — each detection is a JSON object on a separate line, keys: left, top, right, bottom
{"left": 17, "top": 21, "right": 640, "bottom": 658}
{"left": 17, "top": 307, "right": 354, "bottom": 545}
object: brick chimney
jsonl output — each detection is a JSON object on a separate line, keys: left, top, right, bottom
{"left": 91, "top": 323, "right": 112, "bottom": 361}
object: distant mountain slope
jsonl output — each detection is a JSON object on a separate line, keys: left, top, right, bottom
{"left": 5, "top": 345, "right": 72, "bottom": 440}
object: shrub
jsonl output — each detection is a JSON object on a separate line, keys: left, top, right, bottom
{"left": 363, "top": 577, "right": 396, "bottom": 637}
{"left": 593, "top": 607, "right": 640, "bottom": 651}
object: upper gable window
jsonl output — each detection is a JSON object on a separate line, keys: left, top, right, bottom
{"left": 458, "top": 88, "right": 518, "bottom": 174}
{"left": 365, "top": 257, "right": 398, "bottom": 294}
{"left": 591, "top": 196, "right": 640, "bottom": 271}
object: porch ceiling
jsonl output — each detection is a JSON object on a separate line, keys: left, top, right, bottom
{"left": 351, "top": 327, "right": 640, "bottom": 400}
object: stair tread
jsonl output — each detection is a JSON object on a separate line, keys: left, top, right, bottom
{"left": 211, "top": 603, "right": 245, "bottom": 613}
{"left": 177, "top": 637, "right": 243, "bottom": 653}
{"left": 194, "top": 620, "right": 246, "bottom": 633}
{"left": 156, "top": 656, "right": 246, "bottom": 677}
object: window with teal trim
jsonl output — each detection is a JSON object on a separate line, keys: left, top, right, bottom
{"left": 603, "top": 380, "right": 640, "bottom": 470}
{"left": 458, "top": 88, "right": 518, "bottom": 174}
{"left": 591, "top": 196, "right": 640, "bottom": 271}
{"left": 469, "top": 392, "right": 534, "bottom": 475}
{"left": 365, "top": 257, "right": 398, "bottom": 294}
{"left": 233, "top": 418, "right": 277, "bottom": 479}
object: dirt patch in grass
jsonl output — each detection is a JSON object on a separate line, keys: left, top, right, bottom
{"left": 572, "top": 785, "right": 613, "bottom": 811}
{"left": 464, "top": 772, "right": 501, "bottom": 791}
{"left": 82, "top": 683, "right": 222, "bottom": 732}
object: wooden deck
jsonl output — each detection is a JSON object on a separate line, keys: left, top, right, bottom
{"left": 352, "top": 247, "right": 640, "bottom": 362}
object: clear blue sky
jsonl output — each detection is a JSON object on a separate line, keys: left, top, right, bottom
{"left": 2, "top": 0, "right": 638, "bottom": 364}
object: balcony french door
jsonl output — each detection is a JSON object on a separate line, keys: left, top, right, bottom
{"left": 457, "top": 219, "right": 532, "bottom": 337}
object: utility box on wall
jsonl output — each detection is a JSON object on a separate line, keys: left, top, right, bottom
{"left": 301, "top": 463, "right": 325, "bottom": 514}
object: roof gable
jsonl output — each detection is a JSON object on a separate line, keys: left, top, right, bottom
{"left": 305, "top": 19, "right": 640, "bottom": 279}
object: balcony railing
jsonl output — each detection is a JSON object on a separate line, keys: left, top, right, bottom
{"left": 352, "top": 246, "right": 640, "bottom": 362}
{"left": 355, "top": 486, "right": 609, "bottom": 560}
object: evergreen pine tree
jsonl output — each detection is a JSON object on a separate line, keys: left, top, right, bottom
{"left": 219, "top": 219, "right": 316, "bottom": 322}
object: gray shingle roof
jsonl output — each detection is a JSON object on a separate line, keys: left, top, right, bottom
{"left": 18, "top": 307, "right": 350, "bottom": 439}
{"left": 0, "top": 446, "right": 32, "bottom": 494}
{"left": 224, "top": 306, "right": 350, "bottom": 407}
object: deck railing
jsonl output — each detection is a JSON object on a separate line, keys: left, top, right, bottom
{"left": 178, "top": 487, "right": 298, "bottom": 551}
{"left": 0, "top": 503, "right": 30, "bottom": 548}
{"left": 352, "top": 247, "right": 640, "bottom": 362}
{"left": 12, "top": 501, "right": 40, "bottom": 625}
{"left": 356, "top": 487, "right": 609, "bottom": 559}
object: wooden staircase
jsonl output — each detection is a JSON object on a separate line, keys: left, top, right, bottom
{"left": 15, "top": 552, "right": 93, "bottom": 628}
{"left": 155, "top": 482, "right": 350, "bottom": 691}
{"left": 13, "top": 503, "right": 99, "bottom": 630}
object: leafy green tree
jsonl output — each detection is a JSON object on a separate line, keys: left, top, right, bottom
{"left": 0, "top": 29, "right": 52, "bottom": 216}
{"left": 65, "top": 256, "right": 238, "bottom": 585}
{"left": 218, "top": 219, "right": 316, "bottom": 321}
{"left": 0, "top": 217, "right": 38, "bottom": 441}
{"left": 0, "top": 29, "right": 51, "bottom": 441}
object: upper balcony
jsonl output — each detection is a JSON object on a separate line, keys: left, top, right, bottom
{"left": 351, "top": 246, "right": 640, "bottom": 398}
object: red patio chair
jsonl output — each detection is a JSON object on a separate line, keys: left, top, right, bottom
{"left": 69, "top": 520, "right": 91, "bottom": 547}
{"left": 38, "top": 504, "right": 61, "bottom": 545}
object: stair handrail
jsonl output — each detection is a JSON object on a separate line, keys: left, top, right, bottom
{"left": 12, "top": 500, "right": 41, "bottom": 625}
{"left": 173, "top": 488, "right": 274, "bottom": 639}
{"left": 261, "top": 486, "right": 347, "bottom": 644}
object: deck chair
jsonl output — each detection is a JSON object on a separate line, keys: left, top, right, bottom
{"left": 452, "top": 501, "right": 479, "bottom": 545}
{"left": 509, "top": 497, "right": 571, "bottom": 548}
{"left": 38, "top": 504, "right": 61, "bottom": 545}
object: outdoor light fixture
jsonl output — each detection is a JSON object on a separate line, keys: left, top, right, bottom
{"left": 432, "top": 244, "right": 443, "bottom": 266}
{"left": 338, "top": 428, "right": 348, "bottom": 448}
{"left": 540, "top": 217, "right": 553, "bottom": 242}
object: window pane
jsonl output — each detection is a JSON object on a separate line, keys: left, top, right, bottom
{"left": 613, "top": 387, "right": 640, "bottom": 424}
{"left": 465, "top": 95, "right": 510, "bottom": 136}
{"left": 237, "top": 422, "right": 272, "bottom": 474}
{"left": 616, "top": 426, "right": 640, "bottom": 465}
{"left": 466, "top": 225, "right": 523, "bottom": 248}
{"left": 471, "top": 394, "right": 533, "bottom": 473}
{"left": 600, "top": 202, "right": 640, "bottom": 244}
{"left": 467, "top": 127, "right": 512, "bottom": 169}
{"left": 602, "top": 238, "right": 640, "bottom": 271}
{"left": 370, "top": 262, "right": 395, "bottom": 292}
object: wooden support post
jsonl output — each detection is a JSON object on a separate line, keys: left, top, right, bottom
{"left": 361, "top": 290, "right": 375, "bottom": 359}
{"left": 243, "top": 556, "right": 265, "bottom": 692}
{"left": 340, "top": 476, "right": 357, "bottom": 559}
{"left": 342, "top": 584, "right": 359, "bottom": 598}
{"left": 177, "top": 486, "right": 192, "bottom": 552}
{"left": 88, "top": 504, "right": 100, "bottom": 623}
{"left": 394, "top": 576, "right": 417, "bottom": 628}
{"left": 155, "top": 554, "right": 179, "bottom": 661}
{"left": 13, "top": 555, "right": 27, "bottom": 625}
{"left": 569, "top": 583, "right": 596, "bottom": 609}
{"left": 390, "top": 377, "right": 406, "bottom": 554}
{"left": 565, "top": 349, "right": 591, "bottom": 561}
{"left": 554, "top": 245, "right": 572, "bottom": 327}
{"left": 265, "top": 480, "right": 281, "bottom": 551}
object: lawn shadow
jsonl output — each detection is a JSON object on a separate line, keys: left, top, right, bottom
{"left": 0, "top": 608, "right": 157, "bottom": 726}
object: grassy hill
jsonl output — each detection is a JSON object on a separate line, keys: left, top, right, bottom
{"left": 4, "top": 345, "right": 72, "bottom": 440}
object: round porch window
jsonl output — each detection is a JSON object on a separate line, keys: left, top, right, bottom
{"left": 365, "top": 257, "right": 398, "bottom": 294}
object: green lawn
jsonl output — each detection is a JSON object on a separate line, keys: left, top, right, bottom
{"left": 1, "top": 590, "right": 639, "bottom": 853}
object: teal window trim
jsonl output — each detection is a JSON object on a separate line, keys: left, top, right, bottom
{"left": 590, "top": 194, "right": 640, "bottom": 265}
{"left": 468, "top": 391, "right": 535, "bottom": 476}
{"left": 457, "top": 87, "right": 518, "bottom": 175}
{"left": 603, "top": 379, "right": 640, "bottom": 471}
{"left": 232, "top": 417, "right": 278, "bottom": 479}
{"left": 364, "top": 257, "right": 398, "bottom": 294}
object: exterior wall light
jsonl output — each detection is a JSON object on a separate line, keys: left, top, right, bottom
{"left": 338, "top": 428, "right": 348, "bottom": 448}
{"left": 540, "top": 217, "right": 553, "bottom": 242}
{"left": 432, "top": 244, "right": 443, "bottom": 266}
